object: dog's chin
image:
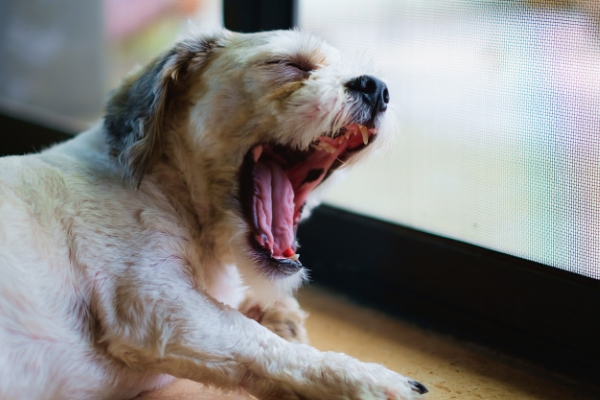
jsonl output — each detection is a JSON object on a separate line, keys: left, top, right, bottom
{"left": 233, "top": 246, "right": 309, "bottom": 306}
{"left": 238, "top": 122, "right": 378, "bottom": 279}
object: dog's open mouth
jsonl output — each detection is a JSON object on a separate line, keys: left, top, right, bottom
{"left": 239, "top": 123, "right": 377, "bottom": 276}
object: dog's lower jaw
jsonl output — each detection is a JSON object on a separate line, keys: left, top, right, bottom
{"left": 233, "top": 245, "right": 308, "bottom": 306}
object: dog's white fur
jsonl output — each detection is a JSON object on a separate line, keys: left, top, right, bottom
{"left": 0, "top": 30, "right": 425, "bottom": 399}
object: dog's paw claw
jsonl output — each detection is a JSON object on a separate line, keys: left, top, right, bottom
{"left": 408, "top": 379, "right": 428, "bottom": 395}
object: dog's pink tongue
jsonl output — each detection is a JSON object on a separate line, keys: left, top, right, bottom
{"left": 253, "top": 159, "right": 295, "bottom": 257}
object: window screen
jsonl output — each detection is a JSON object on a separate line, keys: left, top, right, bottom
{"left": 299, "top": 0, "right": 600, "bottom": 279}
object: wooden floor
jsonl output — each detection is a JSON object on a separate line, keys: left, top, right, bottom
{"left": 136, "top": 287, "right": 596, "bottom": 400}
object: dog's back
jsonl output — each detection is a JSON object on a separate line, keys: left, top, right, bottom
{"left": 0, "top": 130, "right": 178, "bottom": 399}
{"left": 0, "top": 143, "right": 100, "bottom": 398}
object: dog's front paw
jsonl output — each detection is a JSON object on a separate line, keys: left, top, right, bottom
{"left": 248, "top": 352, "right": 428, "bottom": 400}
{"left": 368, "top": 366, "right": 429, "bottom": 400}
{"left": 304, "top": 354, "right": 428, "bottom": 400}
{"left": 342, "top": 361, "right": 428, "bottom": 400}
{"left": 240, "top": 297, "right": 309, "bottom": 344}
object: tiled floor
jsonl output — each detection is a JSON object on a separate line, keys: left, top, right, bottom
{"left": 136, "top": 287, "right": 596, "bottom": 400}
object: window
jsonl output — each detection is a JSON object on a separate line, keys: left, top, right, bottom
{"left": 294, "top": 0, "right": 600, "bottom": 381}
{"left": 299, "top": 0, "right": 600, "bottom": 279}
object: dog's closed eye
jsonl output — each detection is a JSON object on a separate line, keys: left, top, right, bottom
{"left": 283, "top": 62, "right": 311, "bottom": 73}
{"left": 264, "top": 59, "right": 313, "bottom": 80}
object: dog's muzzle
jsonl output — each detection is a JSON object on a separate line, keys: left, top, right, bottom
{"left": 239, "top": 76, "right": 389, "bottom": 278}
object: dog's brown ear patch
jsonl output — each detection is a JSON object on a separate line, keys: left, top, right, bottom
{"left": 104, "top": 36, "right": 222, "bottom": 187}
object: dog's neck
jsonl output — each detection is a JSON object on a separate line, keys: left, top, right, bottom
{"left": 145, "top": 126, "right": 239, "bottom": 263}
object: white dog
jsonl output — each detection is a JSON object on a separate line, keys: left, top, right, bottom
{"left": 0, "top": 29, "right": 427, "bottom": 400}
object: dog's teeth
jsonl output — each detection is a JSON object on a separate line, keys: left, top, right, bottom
{"left": 359, "top": 125, "right": 369, "bottom": 145}
{"left": 361, "top": 132, "right": 369, "bottom": 145}
{"left": 288, "top": 254, "right": 299, "bottom": 262}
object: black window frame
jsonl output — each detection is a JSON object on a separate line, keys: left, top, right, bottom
{"left": 1, "top": 0, "right": 598, "bottom": 386}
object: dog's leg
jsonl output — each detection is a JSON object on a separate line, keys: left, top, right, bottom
{"left": 98, "top": 267, "right": 426, "bottom": 400}
{"left": 239, "top": 296, "right": 309, "bottom": 344}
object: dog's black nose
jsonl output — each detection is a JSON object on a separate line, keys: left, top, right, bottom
{"left": 345, "top": 75, "right": 390, "bottom": 113}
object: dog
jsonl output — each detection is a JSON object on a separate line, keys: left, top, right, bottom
{"left": 0, "top": 29, "right": 428, "bottom": 399}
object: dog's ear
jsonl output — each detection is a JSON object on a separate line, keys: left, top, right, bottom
{"left": 104, "top": 36, "right": 222, "bottom": 187}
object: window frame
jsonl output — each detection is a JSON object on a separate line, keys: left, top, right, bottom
{"left": 298, "top": 205, "right": 600, "bottom": 384}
